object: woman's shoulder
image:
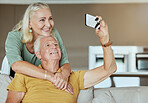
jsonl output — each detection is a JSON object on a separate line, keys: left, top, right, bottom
{"left": 8, "top": 30, "right": 22, "bottom": 36}
{"left": 7, "top": 30, "right": 22, "bottom": 39}
{"left": 52, "top": 27, "right": 62, "bottom": 39}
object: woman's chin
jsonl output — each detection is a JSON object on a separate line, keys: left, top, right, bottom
{"left": 41, "top": 31, "right": 51, "bottom": 36}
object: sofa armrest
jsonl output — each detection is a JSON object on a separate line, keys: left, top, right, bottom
{"left": 77, "top": 87, "right": 94, "bottom": 103}
{"left": 93, "top": 86, "right": 148, "bottom": 103}
{"left": 0, "top": 74, "right": 13, "bottom": 103}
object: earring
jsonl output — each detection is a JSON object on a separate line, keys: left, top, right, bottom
{"left": 29, "top": 29, "right": 32, "bottom": 33}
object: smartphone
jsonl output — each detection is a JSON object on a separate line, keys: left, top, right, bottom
{"left": 85, "top": 14, "right": 100, "bottom": 29}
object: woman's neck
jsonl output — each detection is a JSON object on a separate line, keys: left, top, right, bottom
{"left": 25, "top": 33, "right": 38, "bottom": 54}
{"left": 25, "top": 42, "right": 34, "bottom": 54}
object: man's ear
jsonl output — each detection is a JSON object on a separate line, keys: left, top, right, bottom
{"left": 36, "top": 52, "right": 41, "bottom": 60}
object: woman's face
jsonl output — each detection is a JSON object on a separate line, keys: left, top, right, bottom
{"left": 29, "top": 8, "right": 54, "bottom": 37}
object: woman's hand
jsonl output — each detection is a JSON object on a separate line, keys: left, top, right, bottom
{"left": 53, "top": 72, "right": 73, "bottom": 94}
{"left": 54, "top": 72, "right": 68, "bottom": 90}
{"left": 95, "top": 16, "right": 110, "bottom": 45}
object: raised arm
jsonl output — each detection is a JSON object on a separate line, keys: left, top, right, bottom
{"left": 84, "top": 16, "right": 117, "bottom": 88}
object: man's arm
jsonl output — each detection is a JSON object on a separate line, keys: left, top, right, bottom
{"left": 84, "top": 16, "right": 117, "bottom": 88}
{"left": 84, "top": 46, "right": 116, "bottom": 88}
{"left": 6, "top": 90, "right": 25, "bottom": 103}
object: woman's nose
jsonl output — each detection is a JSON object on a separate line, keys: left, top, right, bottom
{"left": 45, "top": 20, "right": 51, "bottom": 27}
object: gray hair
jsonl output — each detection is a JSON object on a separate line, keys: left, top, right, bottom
{"left": 34, "top": 36, "right": 58, "bottom": 54}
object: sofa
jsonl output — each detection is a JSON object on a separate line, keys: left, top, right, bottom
{"left": 1, "top": 73, "right": 148, "bottom": 103}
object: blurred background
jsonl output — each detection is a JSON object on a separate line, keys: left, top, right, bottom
{"left": 1, "top": 0, "right": 148, "bottom": 88}
{"left": 0, "top": 0, "right": 148, "bottom": 71}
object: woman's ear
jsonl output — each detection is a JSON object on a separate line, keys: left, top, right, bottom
{"left": 29, "top": 20, "right": 32, "bottom": 28}
{"left": 36, "top": 52, "right": 41, "bottom": 60}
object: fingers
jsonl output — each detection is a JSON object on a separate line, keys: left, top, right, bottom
{"left": 53, "top": 73, "right": 68, "bottom": 90}
{"left": 95, "top": 16, "right": 109, "bottom": 41}
{"left": 96, "top": 16, "right": 102, "bottom": 21}
{"left": 54, "top": 79, "right": 74, "bottom": 95}
{"left": 65, "top": 83, "right": 74, "bottom": 95}
{"left": 56, "top": 79, "right": 64, "bottom": 89}
{"left": 62, "top": 81, "right": 68, "bottom": 90}
{"left": 100, "top": 20, "right": 106, "bottom": 27}
{"left": 53, "top": 72, "right": 74, "bottom": 95}
{"left": 95, "top": 16, "right": 107, "bottom": 28}
{"left": 67, "top": 83, "right": 73, "bottom": 94}
{"left": 54, "top": 78, "right": 64, "bottom": 89}
{"left": 54, "top": 77, "right": 60, "bottom": 87}
{"left": 65, "top": 89, "right": 73, "bottom": 95}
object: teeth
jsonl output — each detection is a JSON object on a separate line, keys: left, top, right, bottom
{"left": 50, "top": 51, "right": 58, "bottom": 54}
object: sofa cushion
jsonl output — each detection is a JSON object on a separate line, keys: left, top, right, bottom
{"left": 91, "top": 91, "right": 116, "bottom": 103}
{"left": 138, "top": 86, "right": 148, "bottom": 103}
{"left": 93, "top": 86, "right": 148, "bottom": 103}
{"left": 0, "top": 74, "right": 13, "bottom": 103}
{"left": 77, "top": 87, "right": 94, "bottom": 103}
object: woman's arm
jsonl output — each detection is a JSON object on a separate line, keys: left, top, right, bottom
{"left": 11, "top": 61, "right": 54, "bottom": 81}
{"left": 61, "top": 63, "right": 71, "bottom": 78}
{"left": 5, "top": 31, "right": 54, "bottom": 81}
{"left": 5, "top": 31, "right": 23, "bottom": 68}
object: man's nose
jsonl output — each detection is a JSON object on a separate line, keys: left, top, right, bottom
{"left": 51, "top": 44, "right": 56, "bottom": 48}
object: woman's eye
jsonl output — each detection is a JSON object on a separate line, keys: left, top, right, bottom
{"left": 49, "top": 17, "right": 53, "bottom": 20}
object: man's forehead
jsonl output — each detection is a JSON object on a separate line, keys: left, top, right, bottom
{"left": 40, "top": 36, "right": 57, "bottom": 44}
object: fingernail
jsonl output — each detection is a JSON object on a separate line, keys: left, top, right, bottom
{"left": 95, "top": 17, "right": 99, "bottom": 21}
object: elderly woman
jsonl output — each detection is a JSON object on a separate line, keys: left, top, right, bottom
{"left": 5, "top": 2, "right": 71, "bottom": 90}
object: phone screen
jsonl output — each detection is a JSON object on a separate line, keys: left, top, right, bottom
{"left": 85, "top": 14, "right": 100, "bottom": 29}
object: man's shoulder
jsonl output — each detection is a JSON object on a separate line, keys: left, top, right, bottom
{"left": 71, "top": 70, "right": 87, "bottom": 74}
{"left": 70, "top": 70, "right": 87, "bottom": 79}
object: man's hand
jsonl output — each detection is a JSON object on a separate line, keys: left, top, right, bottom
{"left": 95, "top": 16, "right": 110, "bottom": 45}
{"left": 53, "top": 72, "right": 74, "bottom": 95}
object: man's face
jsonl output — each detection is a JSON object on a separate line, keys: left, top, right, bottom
{"left": 38, "top": 36, "right": 61, "bottom": 61}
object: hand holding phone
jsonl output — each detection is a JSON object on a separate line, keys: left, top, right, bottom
{"left": 85, "top": 14, "right": 100, "bottom": 29}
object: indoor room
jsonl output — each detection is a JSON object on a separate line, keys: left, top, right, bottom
{"left": 0, "top": 0, "right": 148, "bottom": 103}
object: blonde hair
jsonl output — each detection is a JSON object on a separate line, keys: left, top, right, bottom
{"left": 13, "top": 2, "right": 53, "bottom": 43}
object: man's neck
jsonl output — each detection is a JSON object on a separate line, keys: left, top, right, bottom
{"left": 41, "top": 60, "right": 59, "bottom": 74}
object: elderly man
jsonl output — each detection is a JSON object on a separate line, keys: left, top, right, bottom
{"left": 6, "top": 17, "right": 117, "bottom": 103}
